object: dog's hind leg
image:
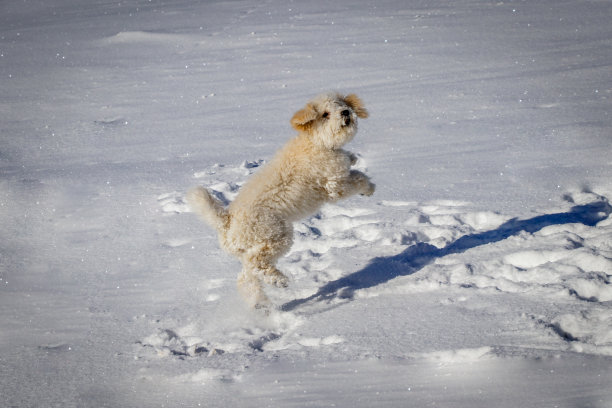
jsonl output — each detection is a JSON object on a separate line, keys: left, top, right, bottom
{"left": 245, "top": 239, "right": 292, "bottom": 289}
{"left": 245, "top": 247, "right": 289, "bottom": 288}
{"left": 246, "top": 219, "right": 293, "bottom": 289}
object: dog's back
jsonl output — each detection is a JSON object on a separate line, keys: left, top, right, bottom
{"left": 229, "top": 135, "right": 336, "bottom": 223}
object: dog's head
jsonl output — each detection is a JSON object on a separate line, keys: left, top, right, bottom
{"left": 290, "top": 92, "right": 368, "bottom": 149}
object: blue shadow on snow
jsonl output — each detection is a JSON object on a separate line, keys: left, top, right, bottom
{"left": 281, "top": 200, "right": 611, "bottom": 312}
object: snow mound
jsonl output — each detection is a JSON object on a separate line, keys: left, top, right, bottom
{"left": 552, "top": 310, "right": 612, "bottom": 355}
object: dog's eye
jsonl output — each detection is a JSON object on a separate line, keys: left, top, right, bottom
{"left": 322, "top": 112, "right": 329, "bottom": 118}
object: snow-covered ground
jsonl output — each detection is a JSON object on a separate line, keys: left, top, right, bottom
{"left": 1, "top": 0, "right": 612, "bottom": 406}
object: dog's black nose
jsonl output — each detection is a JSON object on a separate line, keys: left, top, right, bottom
{"left": 341, "top": 109, "right": 350, "bottom": 117}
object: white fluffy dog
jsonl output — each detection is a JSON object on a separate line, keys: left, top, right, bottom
{"left": 187, "top": 92, "right": 375, "bottom": 308}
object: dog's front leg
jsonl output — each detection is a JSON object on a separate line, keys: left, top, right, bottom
{"left": 325, "top": 170, "right": 375, "bottom": 200}
{"left": 337, "top": 149, "right": 358, "bottom": 166}
{"left": 349, "top": 170, "right": 376, "bottom": 196}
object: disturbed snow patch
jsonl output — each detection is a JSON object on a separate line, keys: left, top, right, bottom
{"left": 148, "top": 162, "right": 612, "bottom": 360}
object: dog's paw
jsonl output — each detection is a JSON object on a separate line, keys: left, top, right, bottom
{"left": 237, "top": 273, "right": 272, "bottom": 308}
{"left": 361, "top": 181, "right": 376, "bottom": 197}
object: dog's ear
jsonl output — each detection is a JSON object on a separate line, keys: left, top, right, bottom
{"left": 344, "top": 94, "right": 369, "bottom": 119}
{"left": 291, "top": 103, "right": 318, "bottom": 132}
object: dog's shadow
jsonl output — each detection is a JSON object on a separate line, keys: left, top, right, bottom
{"left": 281, "top": 199, "right": 611, "bottom": 312}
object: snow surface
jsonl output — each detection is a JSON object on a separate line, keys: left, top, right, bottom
{"left": 1, "top": 0, "right": 612, "bottom": 407}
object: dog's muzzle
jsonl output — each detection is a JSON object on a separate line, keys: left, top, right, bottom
{"left": 341, "top": 109, "right": 351, "bottom": 126}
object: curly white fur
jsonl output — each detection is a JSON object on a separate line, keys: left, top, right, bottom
{"left": 187, "top": 92, "right": 375, "bottom": 308}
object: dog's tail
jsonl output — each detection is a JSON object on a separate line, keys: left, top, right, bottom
{"left": 186, "top": 186, "right": 230, "bottom": 233}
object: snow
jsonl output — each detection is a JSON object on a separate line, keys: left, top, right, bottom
{"left": 1, "top": 0, "right": 612, "bottom": 406}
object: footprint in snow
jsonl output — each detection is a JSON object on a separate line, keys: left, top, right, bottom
{"left": 157, "top": 191, "right": 190, "bottom": 214}
{"left": 137, "top": 328, "right": 223, "bottom": 358}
